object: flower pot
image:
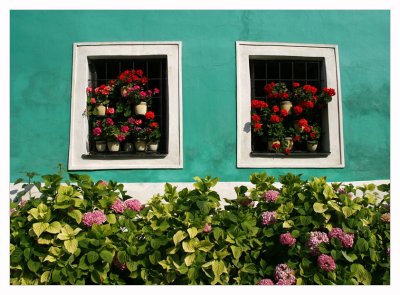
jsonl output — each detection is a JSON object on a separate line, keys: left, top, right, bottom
{"left": 107, "top": 141, "right": 120, "bottom": 152}
{"left": 95, "top": 141, "right": 106, "bottom": 152}
{"left": 123, "top": 142, "right": 134, "bottom": 152}
{"left": 283, "top": 137, "right": 294, "bottom": 151}
{"left": 294, "top": 120, "right": 304, "bottom": 132}
{"left": 267, "top": 138, "right": 281, "bottom": 152}
{"left": 135, "top": 140, "right": 146, "bottom": 152}
{"left": 96, "top": 104, "right": 106, "bottom": 116}
{"left": 280, "top": 101, "right": 293, "bottom": 114}
{"left": 307, "top": 141, "right": 318, "bottom": 152}
{"left": 147, "top": 142, "right": 159, "bottom": 152}
{"left": 134, "top": 102, "right": 147, "bottom": 115}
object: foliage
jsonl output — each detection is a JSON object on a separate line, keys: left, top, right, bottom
{"left": 10, "top": 171, "right": 390, "bottom": 285}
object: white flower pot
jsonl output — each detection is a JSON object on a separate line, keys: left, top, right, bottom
{"left": 284, "top": 137, "right": 293, "bottom": 150}
{"left": 267, "top": 138, "right": 280, "bottom": 152}
{"left": 147, "top": 142, "right": 159, "bottom": 152}
{"left": 135, "top": 140, "right": 146, "bottom": 152}
{"left": 307, "top": 141, "right": 318, "bottom": 152}
{"left": 96, "top": 104, "right": 106, "bottom": 116}
{"left": 280, "top": 101, "right": 293, "bottom": 114}
{"left": 124, "top": 142, "right": 134, "bottom": 152}
{"left": 95, "top": 141, "right": 106, "bottom": 152}
{"left": 134, "top": 102, "right": 147, "bottom": 115}
{"left": 107, "top": 141, "right": 120, "bottom": 152}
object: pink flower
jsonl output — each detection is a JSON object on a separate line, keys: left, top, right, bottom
{"left": 261, "top": 211, "right": 277, "bottom": 226}
{"left": 274, "top": 264, "right": 296, "bottom": 285}
{"left": 86, "top": 87, "right": 92, "bottom": 94}
{"left": 111, "top": 199, "right": 126, "bottom": 214}
{"left": 263, "top": 190, "right": 279, "bottom": 202}
{"left": 121, "top": 87, "right": 129, "bottom": 97}
{"left": 120, "top": 125, "right": 130, "bottom": 133}
{"left": 328, "top": 228, "right": 354, "bottom": 248}
{"left": 258, "top": 279, "right": 274, "bottom": 285}
{"left": 125, "top": 199, "right": 142, "bottom": 212}
{"left": 100, "top": 180, "right": 107, "bottom": 186}
{"left": 135, "top": 119, "right": 143, "bottom": 125}
{"left": 106, "top": 107, "right": 115, "bottom": 115}
{"left": 128, "top": 117, "right": 135, "bottom": 124}
{"left": 328, "top": 228, "right": 343, "bottom": 239}
{"left": 106, "top": 118, "right": 114, "bottom": 126}
{"left": 317, "top": 254, "right": 336, "bottom": 272}
{"left": 280, "top": 233, "right": 296, "bottom": 246}
{"left": 133, "top": 85, "right": 140, "bottom": 91}
{"left": 82, "top": 210, "right": 106, "bottom": 227}
{"left": 307, "top": 231, "right": 329, "bottom": 255}
{"left": 147, "top": 90, "right": 153, "bottom": 96}
{"left": 116, "top": 134, "right": 126, "bottom": 142}
{"left": 140, "top": 91, "right": 147, "bottom": 98}
{"left": 153, "top": 88, "right": 160, "bottom": 94}
{"left": 203, "top": 223, "right": 212, "bottom": 233}
{"left": 90, "top": 97, "right": 96, "bottom": 104}
{"left": 92, "top": 127, "right": 102, "bottom": 137}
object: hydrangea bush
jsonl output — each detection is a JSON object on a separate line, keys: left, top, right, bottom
{"left": 10, "top": 171, "right": 390, "bottom": 285}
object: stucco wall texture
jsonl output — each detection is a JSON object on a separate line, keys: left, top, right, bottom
{"left": 10, "top": 10, "right": 390, "bottom": 182}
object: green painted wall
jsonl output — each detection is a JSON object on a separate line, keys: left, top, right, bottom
{"left": 10, "top": 10, "right": 390, "bottom": 182}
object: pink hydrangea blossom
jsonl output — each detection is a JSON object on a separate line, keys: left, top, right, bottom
{"left": 263, "top": 190, "right": 280, "bottom": 202}
{"left": 328, "top": 227, "right": 343, "bottom": 239}
{"left": 261, "top": 211, "right": 277, "bottom": 226}
{"left": 307, "top": 231, "right": 329, "bottom": 255}
{"left": 258, "top": 279, "right": 274, "bottom": 285}
{"left": 125, "top": 199, "right": 142, "bottom": 212}
{"left": 328, "top": 228, "right": 354, "bottom": 248}
{"left": 203, "top": 223, "right": 212, "bottom": 233}
{"left": 317, "top": 254, "right": 336, "bottom": 272}
{"left": 82, "top": 210, "right": 107, "bottom": 227}
{"left": 274, "top": 264, "right": 296, "bottom": 285}
{"left": 280, "top": 233, "right": 296, "bottom": 246}
{"left": 111, "top": 199, "right": 126, "bottom": 214}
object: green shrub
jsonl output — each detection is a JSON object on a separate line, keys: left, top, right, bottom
{"left": 10, "top": 171, "right": 390, "bottom": 285}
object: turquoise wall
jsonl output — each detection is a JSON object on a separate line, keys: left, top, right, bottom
{"left": 10, "top": 10, "right": 390, "bottom": 182}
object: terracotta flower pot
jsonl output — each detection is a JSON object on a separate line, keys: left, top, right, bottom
{"left": 307, "top": 141, "right": 318, "bottom": 152}
{"left": 123, "top": 142, "right": 134, "bottom": 152}
{"left": 280, "top": 101, "right": 293, "bottom": 114}
{"left": 95, "top": 141, "right": 106, "bottom": 152}
{"left": 147, "top": 142, "right": 159, "bottom": 152}
{"left": 135, "top": 140, "right": 146, "bottom": 152}
{"left": 96, "top": 104, "right": 106, "bottom": 116}
{"left": 134, "top": 102, "right": 147, "bottom": 115}
{"left": 107, "top": 141, "right": 120, "bottom": 152}
{"left": 267, "top": 138, "right": 281, "bottom": 152}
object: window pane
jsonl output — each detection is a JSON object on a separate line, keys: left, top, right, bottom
{"left": 280, "top": 62, "right": 292, "bottom": 79}
{"left": 294, "top": 62, "right": 306, "bottom": 79}
{"left": 267, "top": 61, "right": 279, "bottom": 79}
{"left": 307, "top": 62, "right": 319, "bottom": 80}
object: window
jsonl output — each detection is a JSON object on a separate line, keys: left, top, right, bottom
{"left": 237, "top": 42, "right": 344, "bottom": 168}
{"left": 68, "top": 42, "right": 183, "bottom": 170}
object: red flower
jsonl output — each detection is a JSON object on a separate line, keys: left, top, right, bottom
{"left": 90, "top": 98, "right": 96, "bottom": 104}
{"left": 310, "top": 132, "right": 316, "bottom": 139}
{"left": 95, "top": 120, "right": 101, "bottom": 127}
{"left": 293, "top": 105, "right": 303, "bottom": 115}
{"left": 280, "top": 109, "right": 288, "bottom": 117}
{"left": 270, "top": 115, "right": 280, "bottom": 123}
{"left": 120, "top": 125, "right": 130, "bottom": 133}
{"left": 293, "top": 135, "right": 301, "bottom": 142}
{"left": 284, "top": 148, "right": 291, "bottom": 155}
{"left": 304, "top": 126, "right": 311, "bottom": 133}
{"left": 282, "top": 93, "right": 289, "bottom": 99}
{"left": 145, "top": 111, "right": 155, "bottom": 120}
{"left": 251, "top": 99, "right": 268, "bottom": 109}
{"left": 153, "top": 88, "right": 160, "bottom": 94}
{"left": 141, "top": 77, "right": 148, "bottom": 84}
{"left": 109, "top": 80, "right": 115, "bottom": 86}
{"left": 298, "top": 118, "right": 308, "bottom": 127}
{"left": 304, "top": 101, "right": 315, "bottom": 109}
{"left": 323, "top": 88, "right": 336, "bottom": 96}
{"left": 264, "top": 82, "right": 275, "bottom": 94}
{"left": 251, "top": 113, "right": 261, "bottom": 123}
{"left": 136, "top": 69, "right": 143, "bottom": 77}
{"left": 106, "top": 118, "right": 114, "bottom": 126}
{"left": 106, "top": 107, "right": 115, "bottom": 115}
{"left": 253, "top": 123, "right": 262, "bottom": 131}
{"left": 128, "top": 117, "right": 135, "bottom": 124}
{"left": 135, "top": 119, "right": 143, "bottom": 125}
{"left": 149, "top": 122, "right": 159, "bottom": 128}
{"left": 272, "top": 142, "right": 281, "bottom": 150}
{"left": 292, "top": 82, "right": 300, "bottom": 88}
{"left": 92, "top": 127, "right": 102, "bottom": 137}
{"left": 119, "top": 70, "right": 132, "bottom": 83}
{"left": 272, "top": 105, "right": 280, "bottom": 113}
{"left": 132, "top": 75, "right": 139, "bottom": 81}
{"left": 116, "top": 134, "right": 126, "bottom": 142}
{"left": 303, "top": 84, "right": 318, "bottom": 95}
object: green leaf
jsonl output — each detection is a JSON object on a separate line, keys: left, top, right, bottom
{"left": 283, "top": 220, "right": 294, "bottom": 228}
{"left": 184, "top": 253, "right": 196, "bottom": 266}
{"left": 187, "top": 227, "right": 198, "bottom": 239}
{"left": 342, "top": 251, "right": 357, "bottom": 262}
{"left": 44, "top": 255, "right": 57, "bottom": 263}
{"left": 231, "top": 245, "right": 242, "bottom": 260}
{"left": 27, "top": 260, "right": 41, "bottom": 273}
{"left": 173, "top": 230, "right": 186, "bottom": 246}
{"left": 198, "top": 240, "right": 214, "bottom": 252}
{"left": 241, "top": 263, "right": 257, "bottom": 274}
{"left": 211, "top": 260, "right": 227, "bottom": 284}
{"left": 100, "top": 250, "right": 114, "bottom": 264}
{"left": 187, "top": 267, "right": 198, "bottom": 282}
{"left": 52, "top": 269, "right": 61, "bottom": 283}
{"left": 46, "top": 221, "right": 62, "bottom": 234}
{"left": 313, "top": 202, "right": 328, "bottom": 213}
{"left": 323, "top": 184, "right": 337, "bottom": 200}
{"left": 87, "top": 251, "right": 99, "bottom": 264}
{"left": 351, "top": 264, "right": 372, "bottom": 285}
{"left": 68, "top": 210, "right": 83, "bottom": 224}
{"left": 40, "top": 271, "right": 51, "bottom": 284}
{"left": 355, "top": 238, "right": 369, "bottom": 253}
{"left": 342, "top": 206, "right": 355, "bottom": 218}
{"left": 196, "top": 201, "right": 211, "bottom": 215}
{"left": 32, "top": 222, "right": 49, "bottom": 237}
{"left": 213, "top": 227, "right": 224, "bottom": 241}
{"left": 182, "top": 240, "right": 196, "bottom": 253}
{"left": 13, "top": 178, "right": 24, "bottom": 185}
{"left": 64, "top": 239, "right": 78, "bottom": 254}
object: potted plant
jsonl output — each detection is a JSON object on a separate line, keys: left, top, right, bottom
{"left": 86, "top": 84, "right": 114, "bottom": 116}
{"left": 91, "top": 120, "right": 106, "bottom": 152}
{"left": 132, "top": 126, "right": 148, "bottom": 152}
{"left": 104, "top": 120, "right": 127, "bottom": 152}
{"left": 266, "top": 120, "right": 285, "bottom": 152}
{"left": 264, "top": 82, "right": 292, "bottom": 114}
{"left": 147, "top": 122, "right": 161, "bottom": 152}
{"left": 302, "top": 123, "right": 321, "bottom": 152}
{"left": 283, "top": 127, "right": 295, "bottom": 152}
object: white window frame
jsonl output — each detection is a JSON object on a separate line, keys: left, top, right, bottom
{"left": 236, "top": 41, "right": 344, "bottom": 168}
{"left": 68, "top": 41, "right": 183, "bottom": 170}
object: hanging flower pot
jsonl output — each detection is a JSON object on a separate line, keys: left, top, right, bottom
{"left": 134, "top": 102, "right": 147, "bottom": 115}
{"left": 147, "top": 142, "right": 159, "bottom": 152}
{"left": 95, "top": 141, "right": 106, "bottom": 152}
{"left": 135, "top": 139, "right": 146, "bottom": 152}
{"left": 123, "top": 142, "right": 134, "bottom": 152}
{"left": 280, "top": 101, "right": 293, "bottom": 114}
{"left": 107, "top": 141, "right": 120, "bottom": 152}
{"left": 96, "top": 104, "right": 106, "bottom": 116}
{"left": 267, "top": 138, "right": 281, "bottom": 152}
{"left": 307, "top": 140, "right": 318, "bottom": 152}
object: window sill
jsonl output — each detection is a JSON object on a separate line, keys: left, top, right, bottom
{"left": 250, "top": 151, "right": 331, "bottom": 158}
{"left": 82, "top": 152, "right": 168, "bottom": 160}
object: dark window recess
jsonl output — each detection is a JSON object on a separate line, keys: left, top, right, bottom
{"left": 249, "top": 59, "right": 330, "bottom": 157}
{"left": 83, "top": 58, "right": 169, "bottom": 159}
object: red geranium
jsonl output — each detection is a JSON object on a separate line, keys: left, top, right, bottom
{"left": 145, "top": 111, "right": 155, "bottom": 120}
{"left": 303, "top": 84, "right": 318, "bottom": 95}
{"left": 293, "top": 135, "right": 301, "bottom": 142}
{"left": 106, "top": 107, "right": 115, "bottom": 115}
{"left": 293, "top": 105, "right": 303, "bottom": 115}
{"left": 120, "top": 125, "right": 130, "bottom": 133}
{"left": 323, "top": 88, "right": 336, "bottom": 96}
{"left": 272, "top": 105, "right": 280, "bottom": 113}
{"left": 90, "top": 98, "right": 96, "bottom": 104}
{"left": 251, "top": 113, "right": 261, "bottom": 123}
{"left": 272, "top": 142, "right": 281, "bottom": 150}
{"left": 141, "top": 77, "right": 148, "bottom": 84}
{"left": 136, "top": 69, "right": 143, "bottom": 77}
{"left": 292, "top": 82, "right": 300, "bottom": 88}
{"left": 264, "top": 82, "right": 276, "bottom": 94}
{"left": 282, "top": 93, "right": 289, "bottom": 99}
{"left": 280, "top": 109, "right": 288, "bottom": 117}
{"left": 270, "top": 115, "right": 280, "bottom": 123}
{"left": 298, "top": 118, "right": 308, "bottom": 127}
{"left": 92, "top": 127, "right": 102, "bottom": 137}
{"left": 253, "top": 123, "right": 263, "bottom": 131}
{"left": 149, "top": 122, "right": 159, "bottom": 128}
{"left": 284, "top": 148, "right": 291, "bottom": 155}
{"left": 106, "top": 118, "right": 114, "bottom": 126}
{"left": 251, "top": 99, "right": 268, "bottom": 109}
